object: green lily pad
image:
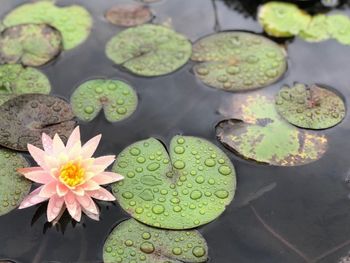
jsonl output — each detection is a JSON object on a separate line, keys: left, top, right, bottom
{"left": 103, "top": 219, "right": 208, "bottom": 263}
{"left": 0, "top": 148, "right": 31, "bottom": 216}
{"left": 216, "top": 95, "right": 328, "bottom": 166}
{"left": 3, "top": 1, "right": 92, "bottom": 50}
{"left": 105, "top": 4, "right": 153, "bottom": 27}
{"left": 0, "top": 94, "right": 76, "bottom": 151}
{"left": 0, "top": 64, "right": 51, "bottom": 105}
{"left": 258, "top": 1, "right": 311, "bottom": 37}
{"left": 327, "top": 14, "right": 350, "bottom": 45}
{"left": 0, "top": 24, "right": 62, "bottom": 66}
{"left": 299, "top": 14, "right": 330, "bottom": 42}
{"left": 105, "top": 24, "right": 192, "bottom": 77}
{"left": 70, "top": 79, "right": 138, "bottom": 122}
{"left": 275, "top": 83, "right": 346, "bottom": 130}
{"left": 112, "top": 136, "right": 236, "bottom": 229}
{"left": 191, "top": 32, "right": 287, "bottom": 91}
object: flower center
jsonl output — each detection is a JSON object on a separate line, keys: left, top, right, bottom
{"left": 59, "top": 161, "right": 85, "bottom": 187}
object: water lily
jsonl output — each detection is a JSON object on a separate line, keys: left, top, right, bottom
{"left": 18, "top": 126, "right": 123, "bottom": 222}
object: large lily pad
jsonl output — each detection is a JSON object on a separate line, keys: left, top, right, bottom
{"left": 0, "top": 94, "right": 76, "bottom": 151}
{"left": 0, "top": 64, "right": 51, "bottom": 105}
{"left": 112, "top": 136, "right": 236, "bottom": 229}
{"left": 0, "top": 148, "right": 31, "bottom": 216}
{"left": 70, "top": 79, "right": 138, "bottom": 122}
{"left": 216, "top": 95, "right": 328, "bottom": 166}
{"left": 3, "top": 1, "right": 92, "bottom": 50}
{"left": 275, "top": 83, "right": 346, "bottom": 129}
{"left": 105, "top": 24, "right": 192, "bottom": 77}
{"left": 326, "top": 14, "right": 350, "bottom": 45}
{"left": 105, "top": 4, "right": 153, "bottom": 27}
{"left": 0, "top": 24, "right": 62, "bottom": 66}
{"left": 299, "top": 14, "right": 330, "bottom": 42}
{"left": 191, "top": 32, "right": 287, "bottom": 91}
{"left": 103, "top": 219, "right": 208, "bottom": 263}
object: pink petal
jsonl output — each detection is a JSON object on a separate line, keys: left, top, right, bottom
{"left": 66, "top": 126, "right": 81, "bottom": 149}
{"left": 28, "top": 144, "right": 49, "bottom": 169}
{"left": 72, "top": 205, "right": 82, "bottom": 222}
{"left": 42, "top": 133, "right": 53, "bottom": 154}
{"left": 76, "top": 195, "right": 98, "bottom": 214}
{"left": 22, "top": 170, "right": 54, "bottom": 184}
{"left": 72, "top": 187, "right": 85, "bottom": 196}
{"left": 53, "top": 134, "right": 66, "bottom": 155}
{"left": 47, "top": 195, "right": 65, "bottom": 222}
{"left": 88, "top": 188, "right": 116, "bottom": 201}
{"left": 67, "top": 142, "right": 82, "bottom": 160}
{"left": 17, "top": 167, "right": 43, "bottom": 175}
{"left": 64, "top": 192, "right": 77, "bottom": 218}
{"left": 19, "top": 186, "right": 48, "bottom": 209}
{"left": 39, "top": 181, "right": 57, "bottom": 198}
{"left": 81, "top": 134, "right": 101, "bottom": 158}
{"left": 82, "top": 207, "right": 99, "bottom": 221}
{"left": 94, "top": 155, "right": 115, "bottom": 166}
{"left": 56, "top": 183, "right": 69, "bottom": 197}
{"left": 80, "top": 180, "right": 100, "bottom": 191}
{"left": 93, "top": 172, "right": 123, "bottom": 185}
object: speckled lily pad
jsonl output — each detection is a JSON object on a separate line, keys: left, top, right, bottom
{"left": 0, "top": 94, "right": 76, "bottom": 151}
{"left": 0, "top": 24, "right": 62, "bottom": 66}
{"left": 275, "top": 83, "right": 345, "bottom": 129}
{"left": 299, "top": 15, "right": 330, "bottom": 42}
{"left": 191, "top": 32, "right": 287, "bottom": 91}
{"left": 0, "top": 64, "right": 51, "bottom": 105}
{"left": 0, "top": 148, "right": 31, "bottom": 216}
{"left": 258, "top": 1, "right": 311, "bottom": 37}
{"left": 112, "top": 136, "right": 236, "bottom": 229}
{"left": 327, "top": 14, "right": 350, "bottom": 45}
{"left": 70, "top": 79, "right": 138, "bottom": 122}
{"left": 105, "top": 4, "right": 153, "bottom": 27}
{"left": 103, "top": 219, "right": 208, "bottom": 263}
{"left": 3, "top": 1, "right": 92, "bottom": 50}
{"left": 105, "top": 24, "right": 192, "bottom": 77}
{"left": 216, "top": 95, "right": 328, "bottom": 166}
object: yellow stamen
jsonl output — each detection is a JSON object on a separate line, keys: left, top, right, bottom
{"left": 59, "top": 161, "right": 85, "bottom": 187}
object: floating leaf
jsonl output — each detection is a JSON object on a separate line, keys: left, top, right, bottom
{"left": 258, "top": 2, "right": 311, "bottom": 37}
{"left": 299, "top": 15, "right": 330, "bottom": 42}
{"left": 326, "top": 14, "right": 350, "bottom": 45}
{"left": 103, "top": 219, "right": 208, "bottom": 263}
{"left": 0, "top": 94, "right": 76, "bottom": 151}
{"left": 216, "top": 95, "right": 328, "bottom": 166}
{"left": 275, "top": 83, "right": 345, "bottom": 130}
{"left": 0, "top": 24, "right": 62, "bottom": 66}
{"left": 0, "top": 64, "right": 51, "bottom": 105}
{"left": 105, "top": 4, "right": 153, "bottom": 27}
{"left": 0, "top": 148, "right": 31, "bottom": 216}
{"left": 3, "top": 1, "right": 92, "bottom": 50}
{"left": 70, "top": 79, "right": 138, "bottom": 122}
{"left": 112, "top": 136, "right": 236, "bottom": 229}
{"left": 105, "top": 24, "right": 192, "bottom": 77}
{"left": 191, "top": 32, "right": 287, "bottom": 91}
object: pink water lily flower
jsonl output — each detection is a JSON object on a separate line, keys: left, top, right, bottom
{"left": 18, "top": 126, "right": 123, "bottom": 222}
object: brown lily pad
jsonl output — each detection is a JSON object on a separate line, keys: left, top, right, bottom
{"left": 105, "top": 4, "right": 153, "bottom": 27}
{"left": 0, "top": 94, "right": 76, "bottom": 151}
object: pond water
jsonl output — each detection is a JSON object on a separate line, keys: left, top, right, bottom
{"left": 1, "top": 0, "right": 350, "bottom": 262}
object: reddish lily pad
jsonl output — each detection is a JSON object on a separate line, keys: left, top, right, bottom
{"left": 275, "top": 83, "right": 346, "bottom": 130}
{"left": 70, "top": 79, "right": 138, "bottom": 122}
{"left": 103, "top": 219, "right": 208, "bottom": 263}
{"left": 0, "top": 24, "right": 62, "bottom": 66}
{"left": 191, "top": 32, "right": 287, "bottom": 91}
{"left": 105, "top": 4, "right": 153, "bottom": 27}
{"left": 0, "top": 94, "right": 76, "bottom": 151}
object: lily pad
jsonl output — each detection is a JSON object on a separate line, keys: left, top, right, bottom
{"left": 105, "top": 24, "right": 192, "bottom": 77}
{"left": 216, "top": 95, "right": 328, "bottom": 166}
{"left": 258, "top": 1, "right": 311, "bottom": 37}
{"left": 299, "top": 15, "right": 330, "bottom": 42}
{"left": 0, "top": 24, "right": 62, "bottom": 66}
{"left": 112, "top": 136, "right": 236, "bottom": 229}
{"left": 0, "top": 148, "right": 31, "bottom": 216}
{"left": 0, "top": 94, "right": 76, "bottom": 151}
{"left": 105, "top": 4, "right": 153, "bottom": 27}
{"left": 3, "top": 1, "right": 92, "bottom": 50}
{"left": 191, "top": 32, "right": 287, "bottom": 91}
{"left": 275, "top": 83, "right": 346, "bottom": 130}
{"left": 103, "top": 219, "right": 208, "bottom": 263}
{"left": 327, "top": 14, "right": 350, "bottom": 45}
{"left": 70, "top": 79, "right": 138, "bottom": 122}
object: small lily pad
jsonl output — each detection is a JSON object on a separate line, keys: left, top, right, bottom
{"left": 299, "top": 15, "right": 330, "bottom": 42}
{"left": 105, "top": 4, "right": 153, "bottom": 27}
{"left": 0, "top": 148, "right": 31, "bottom": 216}
{"left": 191, "top": 32, "right": 287, "bottom": 91}
{"left": 105, "top": 24, "right": 192, "bottom": 77}
{"left": 275, "top": 83, "right": 346, "bottom": 129}
{"left": 3, "top": 1, "right": 92, "bottom": 50}
{"left": 103, "top": 219, "right": 208, "bottom": 263}
{"left": 216, "top": 95, "right": 328, "bottom": 166}
{"left": 258, "top": 1, "right": 311, "bottom": 37}
{"left": 0, "top": 94, "right": 76, "bottom": 151}
{"left": 112, "top": 136, "right": 236, "bottom": 229}
{"left": 0, "top": 64, "right": 51, "bottom": 105}
{"left": 327, "top": 14, "right": 350, "bottom": 45}
{"left": 70, "top": 79, "right": 138, "bottom": 122}
{"left": 0, "top": 24, "right": 62, "bottom": 66}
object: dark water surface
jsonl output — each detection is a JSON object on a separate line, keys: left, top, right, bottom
{"left": 1, "top": 0, "right": 350, "bottom": 262}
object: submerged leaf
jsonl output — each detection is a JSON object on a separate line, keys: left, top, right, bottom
{"left": 103, "top": 219, "right": 208, "bottom": 263}
{"left": 112, "top": 136, "right": 236, "bottom": 229}
{"left": 70, "top": 79, "right": 138, "bottom": 122}
{"left": 105, "top": 4, "right": 153, "bottom": 27}
{"left": 192, "top": 32, "right": 287, "bottom": 91}
{"left": 105, "top": 24, "right": 192, "bottom": 76}
{"left": 0, "top": 94, "right": 76, "bottom": 151}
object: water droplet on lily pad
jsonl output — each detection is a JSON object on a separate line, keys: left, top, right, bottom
{"left": 112, "top": 136, "right": 236, "bottom": 229}
{"left": 105, "top": 4, "right": 153, "bottom": 27}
